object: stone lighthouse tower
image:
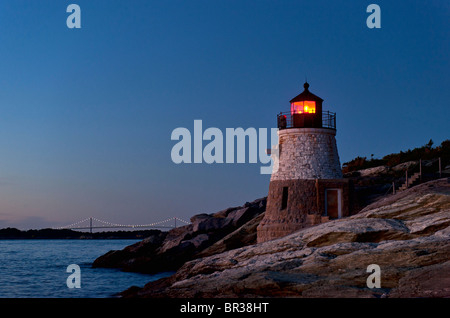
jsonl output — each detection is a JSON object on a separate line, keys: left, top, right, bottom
{"left": 257, "top": 82, "right": 350, "bottom": 243}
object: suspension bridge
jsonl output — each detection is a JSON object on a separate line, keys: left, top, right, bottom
{"left": 53, "top": 216, "right": 191, "bottom": 233}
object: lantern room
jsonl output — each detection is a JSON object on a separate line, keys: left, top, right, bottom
{"left": 290, "top": 81, "right": 323, "bottom": 128}
{"left": 291, "top": 100, "right": 316, "bottom": 115}
{"left": 277, "top": 82, "right": 336, "bottom": 130}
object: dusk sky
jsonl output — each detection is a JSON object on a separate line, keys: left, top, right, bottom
{"left": 0, "top": 1, "right": 448, "bottom": 229}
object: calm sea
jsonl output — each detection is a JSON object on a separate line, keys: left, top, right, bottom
{"left": 0, "top": 239, "right": 172, "bottom": 298}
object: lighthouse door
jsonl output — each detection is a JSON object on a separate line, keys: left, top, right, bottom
{"left": 325, "top": 189, "right": 342, "bottom": 219}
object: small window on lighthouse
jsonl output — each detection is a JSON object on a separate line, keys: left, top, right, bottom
{"left": 291, "top": 101, "right": 316, "bottom": 114}
{"left": 281, "top": 187, "right": 289, "bottom": 210}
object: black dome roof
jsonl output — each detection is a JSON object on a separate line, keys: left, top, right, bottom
{"left": 289, "top": 82, "right": 324, "bottom": 103}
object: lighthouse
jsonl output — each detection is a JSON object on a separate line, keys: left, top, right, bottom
{"left": 257, "top": 82, "right": 351, "bottom": 243}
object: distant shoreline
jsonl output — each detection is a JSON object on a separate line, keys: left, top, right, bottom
{"left": 0, "top": 227, "right": 162, "bottom": 240}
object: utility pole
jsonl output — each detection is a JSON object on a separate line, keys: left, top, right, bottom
{"left": 406, "top": 170, "right": 409, "bottom": 188}
{"left": 419, "top": 159, "right": 422, "bottom": 181}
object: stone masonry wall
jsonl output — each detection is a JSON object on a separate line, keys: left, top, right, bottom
{"left": 257, "top": 127, "right": 349, "bottom": 243}
{"left": 257, "top": 179, "right": 350, "bottom": 243}
{"left": 272, "top": 128, "right": 343, "bottom": 181}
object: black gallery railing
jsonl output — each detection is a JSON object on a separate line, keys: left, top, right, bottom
{"left": 277, "top": 111, "right": 336, "bottom": 130}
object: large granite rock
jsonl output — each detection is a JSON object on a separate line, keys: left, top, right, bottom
{"left": 196, "top": 212, "right": 265, "bottom": 258}
{"left": 358, "top": 165, "right": 390, "bottom": 176}
{"left": 92, "top": 197, "right": 267, "bottom": 273}
{"left": 122, "top": 178, "right": 450, "bottom": 298}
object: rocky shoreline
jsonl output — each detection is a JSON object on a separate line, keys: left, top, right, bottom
{"left": 92, "top": 197, "right": 267, "bottom": 274}
{"left": 93, "top": 178, "right": 450, "bottom": 298}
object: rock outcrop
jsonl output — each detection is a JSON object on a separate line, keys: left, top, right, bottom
{"left": 92, "top": 198, "right": 266, "bottom": 274}
{"left": 121, "top": 178, "right": 450, "bottom": 298}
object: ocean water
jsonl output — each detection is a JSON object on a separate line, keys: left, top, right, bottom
{"left": 0, "top": 239, "right": 172, "bottom": 298}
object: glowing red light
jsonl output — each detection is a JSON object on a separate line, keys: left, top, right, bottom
{"left": 291, "top": 101, "right": 316, "bottom": 115}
